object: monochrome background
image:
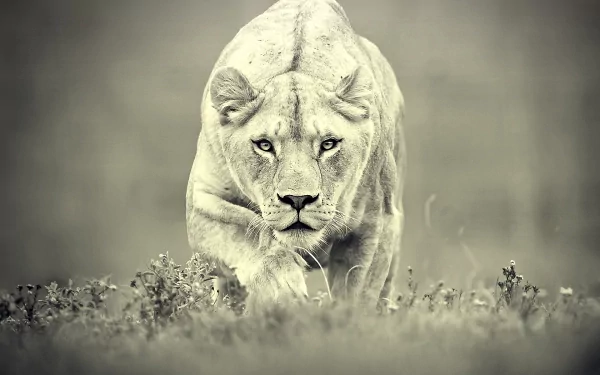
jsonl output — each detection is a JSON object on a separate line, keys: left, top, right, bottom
{"left": 2, "top": 0, "right": 599, "bottom": 294}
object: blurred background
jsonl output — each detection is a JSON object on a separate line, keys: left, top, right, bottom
{"left": 2, "top": 0, "right": 599, "bottom": 295}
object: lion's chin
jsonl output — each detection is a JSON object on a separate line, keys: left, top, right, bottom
{"left": 272, "top": 228, "right": 324, "bottom": 251}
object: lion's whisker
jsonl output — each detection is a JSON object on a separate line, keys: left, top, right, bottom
{"left": 332, "top": 208, "right": 360, "bottom": 224}
{"left": 245, "top": 216, "right": 259, "bottom": 240}
{"left": 245, "top": 200, "right": 261, "bottom": 213}
{"left": 306, "top": 232, "right": 329, "bottom": 258}
{"left": 344, "top": 264, "right": 364, "bottom": 297}
{"left": 296, "top": 246, "right": 332, "bottom": 301}
{"left": 330, "top": 215, "right": 351, "bottom": 237}
{"left": 246, "top": 215, "right": 269, "bottom": 243}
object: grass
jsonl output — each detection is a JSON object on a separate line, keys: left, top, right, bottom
{"left": 1, "top": 254, "right": 599, "bottom": 375}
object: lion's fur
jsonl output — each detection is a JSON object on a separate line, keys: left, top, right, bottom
{"left": 186, "top": 0, "right": 406, "bottom": 311}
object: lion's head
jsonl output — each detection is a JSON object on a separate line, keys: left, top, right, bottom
{"left": 209, "top": 66, "right": 376, "bottom": 251}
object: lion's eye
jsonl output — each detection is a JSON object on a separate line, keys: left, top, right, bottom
{"left": 253, "top": 139, "right": 274, "bottom": 153}
{"left": 320, "top": 139, "right": 340, "bottom": 151}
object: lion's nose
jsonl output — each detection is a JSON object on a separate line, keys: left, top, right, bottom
{"left": 277, "top": 194, "right": 319, "bottom": 210}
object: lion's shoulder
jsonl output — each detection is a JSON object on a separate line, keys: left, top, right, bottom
{"left": 357, "top": 36, "right": 405, "bottom": 121}
{"left": 351, "top": 36, "right": 406, "bottom": 214}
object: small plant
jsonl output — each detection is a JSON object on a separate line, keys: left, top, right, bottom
{"left": 0, "top": 284, "right": 43, "bottom": 333}
{"left": 219, "top": 277, "right": 249, "bottom": 315}
{"left": 423, "top": 280, "right": 446, "bottom": 312}
{"left": 311, "top": 290, "right": 332, "bottom": 308}
{"left": 123, "top": 252, "right": 218, "bottom": 331}
{"left": 493, "top": 259, "right": 540, "bottom": 315}
{"left": 396, "top": 265, "right": 419, "bottom": 309}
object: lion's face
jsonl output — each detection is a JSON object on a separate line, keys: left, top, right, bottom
{"left": 210, "top": 67, "right": 375, "bottom": 251}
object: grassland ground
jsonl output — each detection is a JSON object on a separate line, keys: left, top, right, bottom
{"left": 1, "top": 254, "right": 599, "bottom": 375}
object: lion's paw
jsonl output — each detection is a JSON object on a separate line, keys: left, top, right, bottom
{"left": 242, "top": 252, "right": 309, "bottom": 313}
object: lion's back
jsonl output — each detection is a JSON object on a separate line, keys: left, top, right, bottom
{"left": 356, "top": 35, "right": 406, "bottom": 201}
{"left": 358, "top": 36, "right": 404, "bottom": 124}
{"left": 208, "top": 0, "right": 387, "bottom": 89}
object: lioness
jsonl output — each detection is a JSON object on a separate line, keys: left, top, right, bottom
{"left": 186, "top": 0, "right": 406, "bottom": 312}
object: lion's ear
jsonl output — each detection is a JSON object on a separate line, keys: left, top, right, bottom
{"left": 210, "top": 66, "right": 265, "bottom": 125}
{"left": 331, "top": 65, "right": 373, "bottom": 121}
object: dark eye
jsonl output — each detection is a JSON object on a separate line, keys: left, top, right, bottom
{"left": 253, "top": 139, "right": 274, "bottom": 153}
{"left": 320, "top": 139, "right": 340, "bottom": 151}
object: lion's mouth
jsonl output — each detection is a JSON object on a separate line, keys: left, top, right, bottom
{"left": 281, "top": 221, "right": 314, "bottom": 231}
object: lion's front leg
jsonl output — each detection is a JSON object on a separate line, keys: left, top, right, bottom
{"left": 328, "top": 212, "right": 402, "bottom": 309}
{"left": 327, "top": 222, "right": 381, "bottom": 306}
{"left": 368, "top": 210, "right": 403, "bottom": 310}
{"left": 187, "top": 191, "right": 308, "bottom": 312}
